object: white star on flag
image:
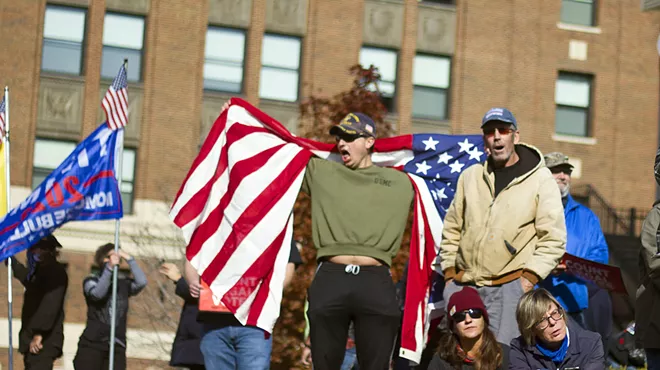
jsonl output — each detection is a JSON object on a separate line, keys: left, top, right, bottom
{"left": 449, "top": 160, "right": 465, "bottom": 173}
{"left": 436, "top": 187, "right": 448, "bottom": 200}
{"left": 422, "top": 136, "right": 440, "bottom": 151}
{"left": 458, "top": 138, "right": 474, "bottom": 153}
{"left": 415, "top": 160, "right": 432, "bottom": 175}
{"left": 437, "top": 152, "right": 453, "bottom": 165}
{"left": 468, "top": 147, "right": 484, "bottom": 161}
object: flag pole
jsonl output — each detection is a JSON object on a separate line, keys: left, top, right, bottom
{"left": 108, "top": 59, "right": 127, "bottom": 370}
{"left": 4, "top": 86, "right": 13, "bottom": 370}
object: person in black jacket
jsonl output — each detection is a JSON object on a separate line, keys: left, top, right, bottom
{"left": 428, "top": 287, "right": 508, "bottom": 370}
{"left": 73, "top": 243, "right": 147, "bottom": 370}
{"left": 509, "top": 288, "right": 605, "bottom": 370}
{"left": 8, "top": 235, "right": 68, "bottom": 370}
{"left": 160, "top": 262, "right": 205, "bottom": 370}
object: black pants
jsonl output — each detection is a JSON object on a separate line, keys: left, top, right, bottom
{"left": 23, "top": 352, "right": 56, "bottom": 370}
{"left": 308, "top": 262, "right": 401, "bottom": 370}
{"left": 73, "top": 344, "right": 126, "bottom": 370}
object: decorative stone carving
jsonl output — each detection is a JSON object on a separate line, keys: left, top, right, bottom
{"left": 208, "top": 0, "right": 252, "bottom": 28}
{"left": 266, "top": 0, "right": 308, "bottom": 36}
{"left": 37, "top": 78, "right": 83, "bottom": 136}
{"left": 97, "top": 86, "right": 143, "bottom": 145}
{"left": 417, "top": 4, "right": 456, "bottom": 55}
{"left": 363, "top": 0, "right": 404, "bottom": 48}
{"left": 106, "top": 0, "right": 149, "bottom": 14}
{"left": 259, "top": 101, "right": 299, "bottom": 134}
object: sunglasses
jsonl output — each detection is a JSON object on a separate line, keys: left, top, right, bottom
{"left": 482, "top": 127, "right": 515, "bottom": 137}
{"left": 451, "top": 308, "right": 484, "bottom": 323}
{"left": 335, "top": 135, "right": 366, "bottom": 143}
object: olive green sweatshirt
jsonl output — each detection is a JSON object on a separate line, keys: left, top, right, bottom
{"left": 301, "top": 157, "right": 414, "bottom": 266}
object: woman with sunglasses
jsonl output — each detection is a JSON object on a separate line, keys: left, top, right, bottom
{"left": 428, "top": 287, "right": 508, "bottom": 370}
{"left": 509, "top": 288, "right": 605, "bottom": 369}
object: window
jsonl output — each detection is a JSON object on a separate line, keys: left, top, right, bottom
{"left": 204, "top": 27, "right": 246, "bottom": 93}
{"left": 42, "top": 5, "right": 86, "bottom": 75}
{"left": 120, "top": 148, "right": 136, "bottom": 214}
{"left": 32, "top": 139, "right": 76, "bottom": 189}
{"left": 360, "top": 47, "right": 397, "bottom": 112}
{"left": 259, "top": 34, "right": 301, "bottom": 102}
{"left": 101, "top": 13, "right": 144, "bottom": 82}
{"left": 417, "top": 0, "right": 455, "bottom": 4}
{"left": 412, "top": 54, "right": 450, "bottom": 120}
{"left": 561, "top": 0, "right": 595, "bottom": 27}
{"left": 555, "top": 73, "right": 592, "bottom": 137}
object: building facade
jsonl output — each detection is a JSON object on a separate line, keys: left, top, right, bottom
{"left": 0, "top": 0, "right": 659, "bottom": 368}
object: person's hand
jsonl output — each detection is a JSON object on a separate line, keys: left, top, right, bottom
{"left": 520, "top": 276, "right": 534, "bottom": 293}
{"left": 551, "top": 263, "right": 567, "bottom": 276}
{"left": 107, "top": 252, "right": 120, "bottom": 268}
{"left": 301, "top": 343, "right": 312, "bottom": 366}
{"left": 159, "top": 263, "right": 182, "bottom": 282}
{"left": 118, "top": 249, "right": 132, "bottom": 261}
{"left": 29, "top": 335, "right": 43, "bottom": 354}
{"left": 221, "top": 101, "right": 230, "bottom": 113}
{"left": 189, "top": 280, "right": 201, "bottom": 298}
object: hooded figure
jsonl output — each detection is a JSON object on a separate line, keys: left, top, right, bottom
{"left": 9, "top": 235, "right": 68, "bottom": 370}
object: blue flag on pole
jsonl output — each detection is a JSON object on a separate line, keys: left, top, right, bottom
{"left": 0, "top": 124, "right": 124, "bottom": 260}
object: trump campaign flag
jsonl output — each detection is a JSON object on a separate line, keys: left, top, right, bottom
{"left": 0, "top": 123, "right": 124, "bottom": 261}
{"left": 170, "top": 98, "right": 484, "bottom": 364}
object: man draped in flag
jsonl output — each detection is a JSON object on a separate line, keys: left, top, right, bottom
{"left": 170, "top": 99, "right": 486, "bottom": 368}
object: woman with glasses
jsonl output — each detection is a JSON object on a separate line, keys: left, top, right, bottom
{"left": 509, "top": 288, "right": 605, "bottom": 369}
{"left": 428, "top": 287, "right": 508, "bottom": 370}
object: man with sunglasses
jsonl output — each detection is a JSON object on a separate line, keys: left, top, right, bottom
{"left": 302, "top": 112, "right": 414, "bottom": 370}
{"left": 539, "top": 152, "right": 611, "bottom": 344}
{"left": 439, "top": 107, "right": 566, "bottom": 347}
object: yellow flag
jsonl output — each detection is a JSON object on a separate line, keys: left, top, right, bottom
{"left": 0, "top": 142, "right": 7, "bottom": 215}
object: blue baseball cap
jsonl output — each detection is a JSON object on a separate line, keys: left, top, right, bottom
{"left": 329, "top": 113, "right": 376, "bottom": 138}
{"left": 481, "top": 107, "right": 517, "bottom": 129}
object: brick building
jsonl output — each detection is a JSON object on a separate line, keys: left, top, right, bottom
{"left": 0, "top": 0, "right": 659, "bottom": 368}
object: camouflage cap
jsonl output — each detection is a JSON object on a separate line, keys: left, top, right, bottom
{"left": 544, "top": 152, "right": 574, "bottom": 169}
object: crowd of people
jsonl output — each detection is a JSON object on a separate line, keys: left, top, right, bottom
{"left": 5, "top": 105, "right": 660, "bottom": 370}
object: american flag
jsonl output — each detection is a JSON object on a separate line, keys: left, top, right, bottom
{"left": 0, "top": 95, "right": 6, "bottom": 138}
{"left": 169, "top": 98, "right": 484, "bottom": 364}
{"left": 102, "top": 64, "right": 128, "bottom": 130}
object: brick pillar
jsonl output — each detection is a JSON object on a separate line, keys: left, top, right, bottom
{"left": 244, "top": 0, "right": 266, "bottom": 105}
{"left": 396, "top": 0, "right": 417, "bottom": 135}
{"left": 81, "top": 0, "right": 106, "bottom": 137}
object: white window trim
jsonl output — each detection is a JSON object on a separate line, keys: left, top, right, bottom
{"left": 557, "top": 22, "right": 601, "bottom": 35}
{"left": 552, "top": 134, "right": 597, "bottom": 145}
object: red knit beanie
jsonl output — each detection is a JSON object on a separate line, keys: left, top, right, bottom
{"left": 447, "top": 287, "right": 489, "bottom": 324}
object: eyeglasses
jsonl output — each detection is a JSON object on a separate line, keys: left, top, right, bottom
{"left": 535, "top": 309, "right": 564, "bottom": 330}
{"left": 335, "top": 135, "right": 365, "bottom": 143}
{"left": 550, "top": 167, "right": 573, "bottom": 176}
{"left": 482, "top": 127, "right": 515, "bottom": 137}
{"left": 451, "top": 308, "right": 483, "bottom": 323}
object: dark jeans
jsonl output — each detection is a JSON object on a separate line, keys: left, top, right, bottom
{"left": 73, "top": 344, "right": 126, "bottom": 370}
{"left": 23, "top": 352, "right": 57, "bottom": 370}
{"left": 647, "top": 349, "right": 660, "bottom": 370}
{"left": 308, "top": 262, "right": 401, "bottom": 370}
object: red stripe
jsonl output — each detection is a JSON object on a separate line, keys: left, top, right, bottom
{"left": 171, "top": 109, "right": 229, "bottom": 213}
{"left": 185, "top": 141, "right": 285, "bottom": 259}
{"left": 83, "top": 170, "right": 115, "bottom": 188}
{"left": 374, "top": 135, "right": 413, "bottom": 152}
{"left": 175, "top": 123, "right": 271, "bottom": 229}
{"left": 200, "top": 149, "right": 311, "bottom": 284}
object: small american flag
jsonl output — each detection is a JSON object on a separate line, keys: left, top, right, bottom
{"left": 102, "top": 64, "right": 128, "bottom": 130}
{"left": 0, "top": 95, "right": 6, "bottom": 138}
{"left": 170, "top": 98, "right": 484, "bottom": 365}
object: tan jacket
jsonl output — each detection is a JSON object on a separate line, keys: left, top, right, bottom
{"left": 635, "top": 201, "right": 660, "bottom": 349}
{"left": 439, "top": 143, "right": 566, "bottom": 286}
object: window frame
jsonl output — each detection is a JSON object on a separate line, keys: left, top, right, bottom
{"left": 560, "top": 0, "right": 597, "bottom": 27}
{"left": 100, "top": 11, "right": 146, "bottom": 82}
{"left": 119, "top": 147, "right": 137, "bottom": 215}
{"left": 203, "top": 25, "right": 247, "bottom": 94}
{"left": 411, "top": 52, "right": 452, "bottom": 121}
{"left": 258, "top": 33, "right": 303, "bottom": 103}
{"left": 31, "top": 138, "right": 77, "bottom": 189}
{"left": 41, "top": 4, "right": 88, "bottom": 76}
{"left": 554, "top": 72, "right": 593, "bottom": 138}
{"left": 360, "top": 45, "right": 399, "bottom": 113}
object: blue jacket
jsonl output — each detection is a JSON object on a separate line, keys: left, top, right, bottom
{"left": 540, "top": 195, "right": 609, "bottom": 312}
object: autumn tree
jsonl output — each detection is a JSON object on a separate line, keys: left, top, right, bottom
{"left": 270, "top": 64, "right": 413, "bottom": 369}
